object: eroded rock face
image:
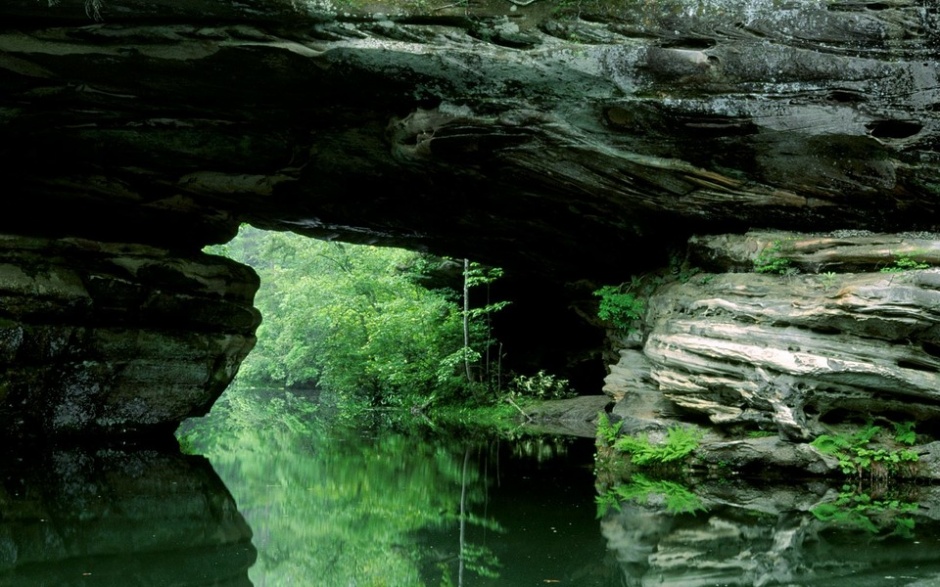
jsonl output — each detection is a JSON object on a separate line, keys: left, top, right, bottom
{"left": 605, "top": 231, "right": 940, "bottom": 475}
{"left": 0, "top": 235, "right": 260, "bottom": 437}
{"left": 1, "top": 0, "right": 938, "bottom": 278}
{"left": 0, "top": 0, "right": 938, "bottom": 436}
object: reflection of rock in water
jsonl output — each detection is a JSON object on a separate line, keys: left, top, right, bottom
{"left": 601, "top": 483, "right": 940, "bottom": 586}
{"left": 0, "top": 445, "right": 255, "bottom": 586}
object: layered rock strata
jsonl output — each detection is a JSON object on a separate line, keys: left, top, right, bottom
{"left": 1, "top": 1, "right": 937, "bottom": 278}
{"left": 0, "top": 235, "right": 260, "bottom": 437}
{"left": 605, "top": 231, "right": 940, "bottom": 476}
{"left": 0, "top": 0, "right": 938, "bottom": 436}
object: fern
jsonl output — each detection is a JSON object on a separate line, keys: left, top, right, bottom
{"left": 596, "top": 412, "right": 623, "bottom": 447}
{"left": 613, "top": 426, "right": 700, "bottom": 466}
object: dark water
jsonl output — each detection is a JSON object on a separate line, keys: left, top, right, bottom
{"left": 6, "top": 387, "right": 940, "bottom": 586}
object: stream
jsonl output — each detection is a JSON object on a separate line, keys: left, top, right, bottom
{"left": 4, "top": 386, "right": 940, "bottom": 586}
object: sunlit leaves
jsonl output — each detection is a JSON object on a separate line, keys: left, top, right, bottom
{"left": 205, "top": 227, "right": 466, "bottom": 405}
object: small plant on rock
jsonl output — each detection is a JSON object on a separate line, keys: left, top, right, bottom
{"left": 596, "top": 411, "right": 623, "bottom": 448}
{"left": 594, "top": 284, "right": 645, "bottom": 332}
{"left": 811, "top": 422, "right": 919, "bottom": 480}
{"left": 894, "top": 420, "right": 917, "bottom": 445}
{"left": 820, "top": 271, "right": 839, "bottom": 289}
{"left": 614, "top": 426, "right": 701, "bottom": 467}
{"left": 754, "top": 240, "right": 794, "bottom": 275}
{"left": 880, "top": 255, "right": 930, "bottom": 273}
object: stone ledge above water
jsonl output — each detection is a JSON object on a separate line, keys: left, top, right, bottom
{"left": 605, "top": 231, "right": 940, "bottom": 479}
{"left": 0, "top": 235, "right": 261, "bottom": 438}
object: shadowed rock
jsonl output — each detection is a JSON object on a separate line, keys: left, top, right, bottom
{"left": 0, "top": 235, "right": 260, "bottom": 437}
{"left": 0, "top": 0, "right": 938, "bottom": 436}
{"left": 0, "top": 445, "right": 255, "bottom": 586}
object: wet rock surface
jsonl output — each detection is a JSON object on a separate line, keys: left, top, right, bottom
{"left": 605, "top": 231, "right": 940, "bottom": 478}
{"left": 0, "top": 444, "right": 255, "bottom": 586}
{"left": 0, "top": 0, "right": 938, "bottom": 436}
{"left": 1, "top": 0, "right": 937, "bottom": 277}
{"left": 0, "top": 235, "right": 260, "bottom": 437}
{"left": 520, "top": 394, "right": 613, "bottom": 436}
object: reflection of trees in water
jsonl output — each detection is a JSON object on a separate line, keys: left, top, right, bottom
{"left": 600, "top": 480, "right": 940, "bottom": 587}
{"left": 179, "top": 384, "right": 505, "bottom": 586}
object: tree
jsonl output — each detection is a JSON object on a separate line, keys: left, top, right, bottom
{"left": 205, "top": 226, "right": 469, "bottom": 408}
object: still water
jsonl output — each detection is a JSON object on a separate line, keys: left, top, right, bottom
{"left": 5, "top": 386, "right": 940, "bottom": 586}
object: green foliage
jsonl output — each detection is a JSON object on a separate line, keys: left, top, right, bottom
{"left": 596, "top": 474, "right": 706, "bottom": 518}
{"left": 880, "top": 255, "right": 930, "bottom": 273}
{"left": 613, "top": 426, "right": 701, "bottom": 467}
{"left": 177, "top": 384, "right": 504, "bottom": 586}
{"left": 593, "top": 284, "right": 645, "bottom": 331}
{"left": 205, "top": 226, "right": 470, "bottom": 407}
{"left": 429, "top": 399, "right": 527, "bottom": 434}
{"left": 821, "top": 271, "right": 839, "bottom": 289}
{"left": 456, "top": 260, "right": 510, "bottom": 392}
{"left": 811, "top": 423, "right": 919, "bottom": 478}
{"left": 894, "top": 421, "right": 917, "bottom": 445}
{"left": 596, "top": 412, "right": 623, "bottom": 448}
{"left": 508, "top": 370, "right": 572, "bottom": 400}
{"left": 753, "top": 240, "right": 794, "bottom": 274}
{"left": 811, "top": 485, "right": 918, "bottom": 536}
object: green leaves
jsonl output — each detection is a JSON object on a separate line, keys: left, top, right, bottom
{"left": 880, "top": 255, "right": 930, "bottom": 273}
{"left": 894, "top": 421, "right": 917, "bottom": 445}
{"left": 811, "top": 487, "right": 918, "bottom": 536}
{"left": 206, "top": 227, "right": 466, "bottom": 405}
{"left": 595, "top": 412, "right": 623, "bottom": 448}
{"left": 593, "top": 284, "right": 645, "bottom": 331}
{"left": 595, "top": 474, "right": 706, "bottom": 518}
{"left": 811, "top": 422, "right": 919, "bottom": 478}
{"left": 613, "top": 426, "right": 701, "bottom": 467}
{"left": 753, "top": 239, "right": 794, "bottom": 275}
{"left": 508, "top": 370, "right": 572, "bottom": 400}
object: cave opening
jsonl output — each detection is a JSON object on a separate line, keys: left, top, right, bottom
{"left": 205, "top": 225, "right": 609, "bottom": 407}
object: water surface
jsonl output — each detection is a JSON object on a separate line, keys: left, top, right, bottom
{"left": 5, "top": 386, "right": 940, "bottom": 586}
{"left": 177, "top": 387, "right": 940, "bottom": 587}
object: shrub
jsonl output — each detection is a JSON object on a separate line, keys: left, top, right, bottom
{"left": 593, "top": 285, "right": 645, "bottom": 331}
{"left": 508, "top": 370, "right": 572, "bottom": 400}
{"left": 753, "top": 240, "right": 794, "bottom": 274}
